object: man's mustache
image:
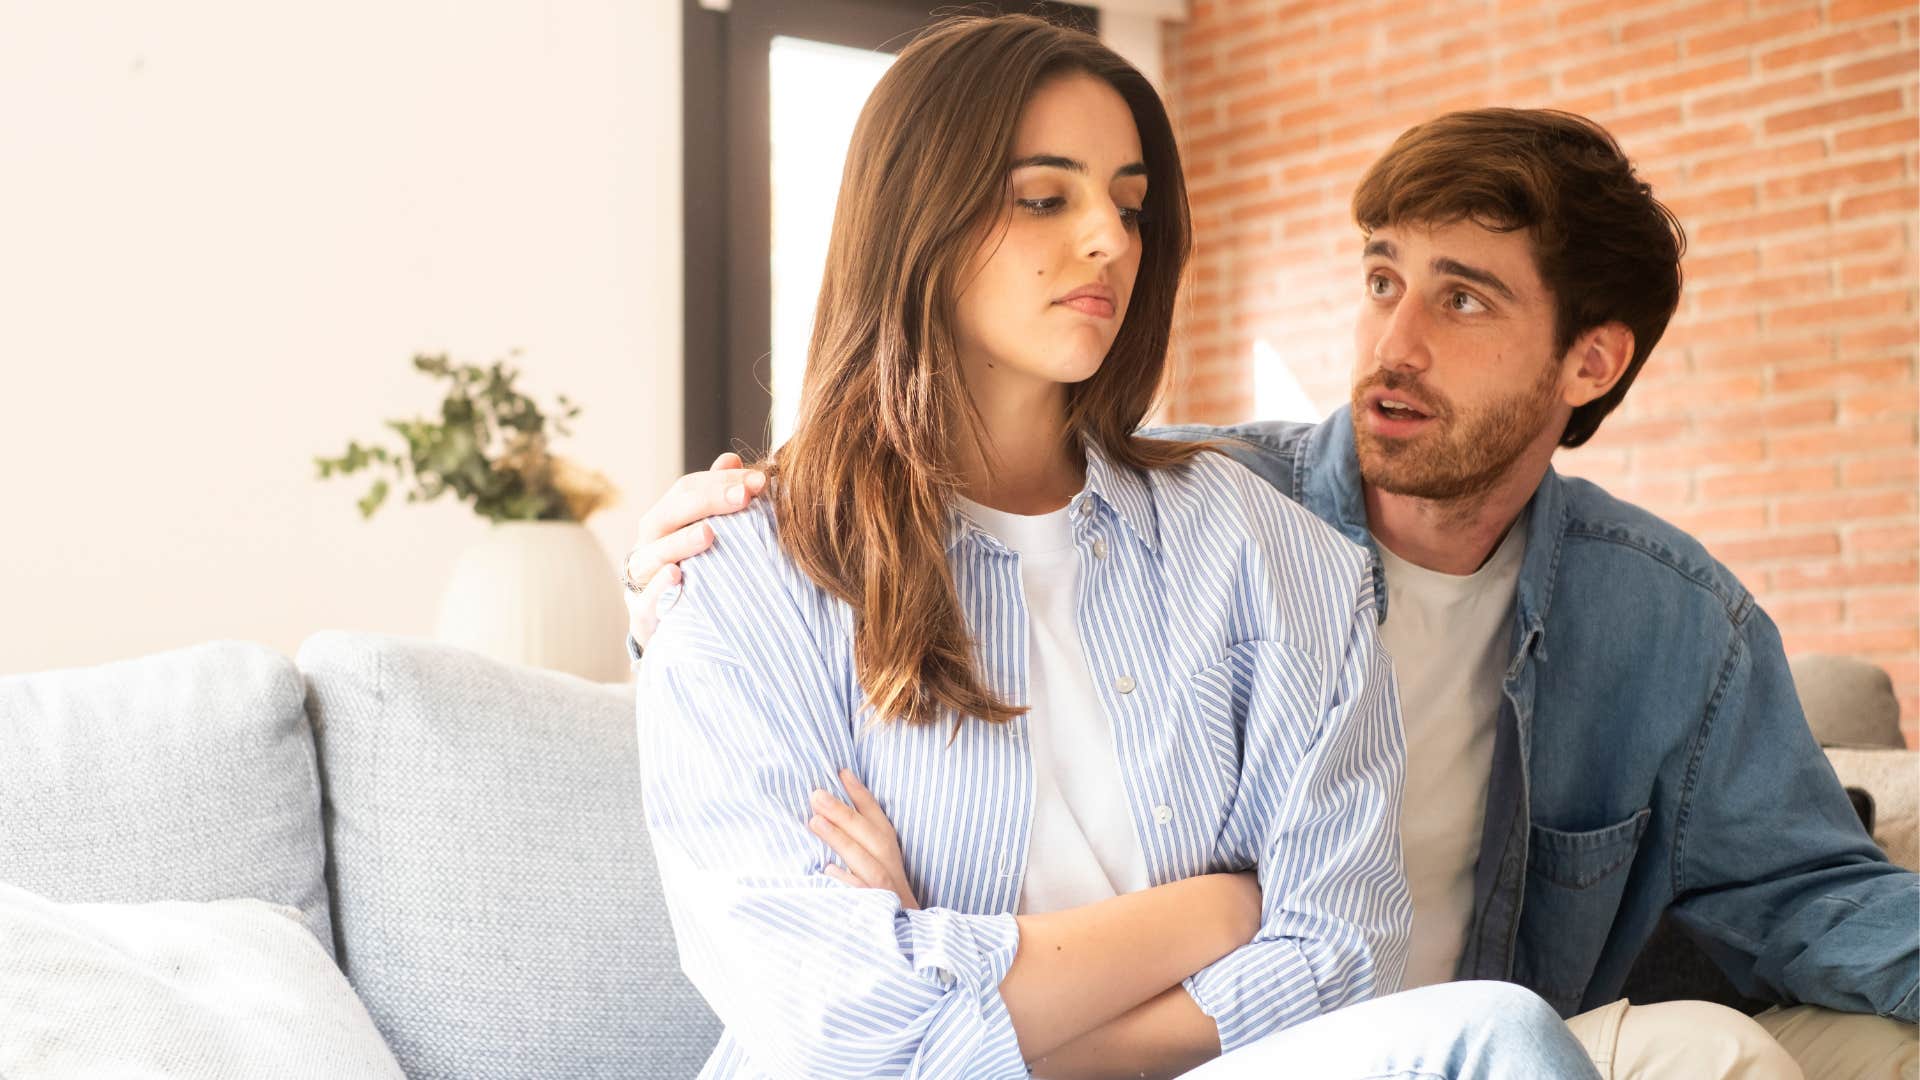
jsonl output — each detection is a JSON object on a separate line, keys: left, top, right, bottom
{"left": 1355, "top": 372, "right": 1451, "bottom": 420}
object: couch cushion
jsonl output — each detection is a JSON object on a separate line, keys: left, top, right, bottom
{"left": 1826, "top": 747, "right": 1918, "bottom": 871}
{"left": 0, "top": 641, "right": 332, "bottom": 954}
{"left": 0, "top": 882, "right": 403, "bottom": 1079}
{"left": 299, "top": 631, "right": 719, "bottom": 1080}
{"left": 1791, "top": 653, "right": 1905, "bottom": 749}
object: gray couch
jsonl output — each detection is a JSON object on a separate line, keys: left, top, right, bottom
{"left": 0, "top": 632, "right": 722, "bottom": 1078}
{"left": 5, "top": 634, "right": 1910, "bottom": 1076}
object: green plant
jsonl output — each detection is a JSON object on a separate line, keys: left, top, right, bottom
{"left": 315, "top": 352, "right": 615, "bottom": 523}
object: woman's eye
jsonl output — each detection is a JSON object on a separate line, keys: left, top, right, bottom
{"left": 1119, "top": 206, "right": 1145, "bottom": 230}
{"left": 1017, "top": 197, "right": 1064, "bottom": 215}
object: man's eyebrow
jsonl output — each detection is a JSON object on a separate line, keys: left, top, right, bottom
{"left": 1362, "top": 238, "right": 1396, "bottom": 260}
{"left": 1432, "top": 257, "right": 1515, "bottom": 301}
{"left": 1011, "top": 154, "right": 1149, "bottom": 180}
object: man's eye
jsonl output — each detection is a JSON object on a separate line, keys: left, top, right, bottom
{"left": 1367, "top": 274, "right": 1394, "bottom": 296}
{"left": 1017, "top": 197, "right": 1064, "bottom": 215}
{"left": 1448, "top": 290, "right": 1485, "bottom": 312}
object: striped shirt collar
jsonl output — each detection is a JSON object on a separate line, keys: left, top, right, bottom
{"left": 945, "top": 437, "right": 1160, "bottom": 555}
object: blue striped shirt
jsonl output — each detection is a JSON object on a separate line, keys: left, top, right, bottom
{"left": 638, "top": 441, "right": 1410, "bottom": 1078}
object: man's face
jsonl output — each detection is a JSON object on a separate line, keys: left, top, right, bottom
{"left": 1350, "top": 220, "right": 1574, "bottom": 501}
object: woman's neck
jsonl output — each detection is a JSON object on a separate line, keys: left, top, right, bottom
{"left": 956, "top": 381, "right": 1082, "bottom": 515}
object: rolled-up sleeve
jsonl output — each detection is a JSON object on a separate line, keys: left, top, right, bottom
{"left": 640, "top": 579, "right": 1028, "bottom": 1078}
{"left": 1182, "top": 575, "right": 1411, "bottom": 1051}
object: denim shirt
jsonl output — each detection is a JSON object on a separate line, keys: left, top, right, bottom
{"left": 1157, "top": 406, "right": 1919, "bottom": 1022}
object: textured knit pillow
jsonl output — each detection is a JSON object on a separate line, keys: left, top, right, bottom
{"left": 0, "top": 640, "right": 333, "bottom": 953}
{"left": 0, "top": 882, "right": 403, "bottom": 1079}
{"left": 298, "top": 631, "right": 720, "bottom": 1080}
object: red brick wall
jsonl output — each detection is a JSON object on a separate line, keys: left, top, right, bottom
{"left": 1162, "top": 0, "right": 1919, "bottom": 744}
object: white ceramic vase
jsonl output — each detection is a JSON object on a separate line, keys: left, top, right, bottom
{"left": 433, "top": 520, "right": 630, "bottom": 683}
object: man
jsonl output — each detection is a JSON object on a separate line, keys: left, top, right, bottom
{"left": 625, "top": 109, "right": 1917, "bottom": 1077}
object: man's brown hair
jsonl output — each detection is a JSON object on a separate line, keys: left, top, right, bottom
{"left": 1351, "top": 108, "right": 1686, "bottom": 448}
{"left": 769, "top": 14, "right": 1207, "bottom": 728}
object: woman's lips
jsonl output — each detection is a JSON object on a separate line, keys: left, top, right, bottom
{"left": 1055, "top": 296, "right": 1116, "bottom": 318}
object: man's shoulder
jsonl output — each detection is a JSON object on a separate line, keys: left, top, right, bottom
{"left": 1552, "top": 471, "right": 1754, "bottom": 624}
{"left": 1143, "top": 419, "right": 1321, "bottom": 500}
{"left": 1146, "top": 418, "right": 1319, "bottom": 455}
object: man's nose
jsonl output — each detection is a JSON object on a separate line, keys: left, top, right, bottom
{"left": 1373, "top": 295, "right": 1430, "bottom": 374}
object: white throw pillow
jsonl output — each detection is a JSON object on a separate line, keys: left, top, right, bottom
{"left": 0, "top": 882, "right": 404, "bottom": 1080}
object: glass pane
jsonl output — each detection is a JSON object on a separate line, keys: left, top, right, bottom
{"left": 768, "top": 36, "right": 895, "bottom": 447}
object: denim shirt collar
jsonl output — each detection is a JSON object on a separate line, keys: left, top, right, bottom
{"left": 1297, "top": 405, "right": 1570, "bottom": 663}
{"left": 1512, "top": 461, "right": 1572, "bottom": 670}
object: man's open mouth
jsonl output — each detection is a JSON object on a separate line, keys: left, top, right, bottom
{"left": 1375, "top": 398, "right": 1432, "bottom": 420}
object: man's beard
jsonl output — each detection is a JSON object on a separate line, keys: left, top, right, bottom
{"left": 1351, "top": 359, "right": 1562, "bottom": 502}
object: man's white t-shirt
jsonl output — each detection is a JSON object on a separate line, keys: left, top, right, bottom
{"left": 955, "top": 495, "right": 1152, "bottom": 914}
{"left": 1374, "top": 520, "right": 1527, "bottom": 988}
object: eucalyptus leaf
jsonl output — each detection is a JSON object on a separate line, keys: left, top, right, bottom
{"left": 315, "top": 351, "right": 603, "bottom": 524}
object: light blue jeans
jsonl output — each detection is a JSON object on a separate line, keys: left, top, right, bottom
{"left": 1181, "top": 982, "right": 1603, "bottom": 1079}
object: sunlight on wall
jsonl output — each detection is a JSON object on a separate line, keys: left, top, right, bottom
{"left": 768, "top": 36, "right": 894, "bottom": 447}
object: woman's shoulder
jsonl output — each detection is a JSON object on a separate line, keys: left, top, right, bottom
{"left": 1151, "top": 448, "right": 1369, "bottom": 578}
{"left": 669, "top": 497, "right": 845, "bottom": 641}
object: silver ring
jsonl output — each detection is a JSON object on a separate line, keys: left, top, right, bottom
{"left": 618, "top": 546, "right": 648, "bottom": 593}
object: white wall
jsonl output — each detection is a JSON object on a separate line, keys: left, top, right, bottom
{"left": 0, "top": 1, "right": 682, "bottom": 674}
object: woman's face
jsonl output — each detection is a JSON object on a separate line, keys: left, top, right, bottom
{"left": 952, "top": 72, "right": 1147, "bottom": 402}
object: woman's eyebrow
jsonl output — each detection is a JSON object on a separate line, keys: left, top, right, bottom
{"left": 1010, "top": 154, "right": 1148, "bottom": 180}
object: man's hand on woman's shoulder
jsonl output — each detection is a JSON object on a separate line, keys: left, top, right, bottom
{"left": 624, "top": 451, "right": 766, "bottom": 647}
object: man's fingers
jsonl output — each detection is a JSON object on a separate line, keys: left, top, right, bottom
{"left": 822, "top": 864, "right": 862, "bottom": 888}
{"left": 624, "top": 563, "right": 681, "bottom": 645}
{"left": 638, "top": 468, "right": 768, "bottom": 541}
{"left": 626, "top": 522, "right": 715, "bottom": 584}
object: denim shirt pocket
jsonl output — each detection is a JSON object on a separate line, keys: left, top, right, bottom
{"left": 1515, "top": 807, "right": 1652, "bottom": 1016}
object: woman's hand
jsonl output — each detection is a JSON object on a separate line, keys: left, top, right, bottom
{"left": 809, "top": 768, "right": 920, "bottom": 909}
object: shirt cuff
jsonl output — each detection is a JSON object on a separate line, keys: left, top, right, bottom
{"left": 900, "top": 908, "right": 1027, "bottom": 1076}
{"left": 1182, "top": 937, "right": 1318, "bottom": 1053}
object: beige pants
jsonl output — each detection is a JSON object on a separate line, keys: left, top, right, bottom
{"left": 1755, "top": 1005, "right": 1919, "bottom": 1080}
{"left": 1567, "top": 999, "right": 1919, "bottom": 1080}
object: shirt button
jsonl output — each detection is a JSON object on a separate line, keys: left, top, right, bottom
{"left": 1113, "top": 674, "right": 1136, "bottom": 694}
{"left": 1153, "top": 805, "right": 1173, "bottom": 826}
{"left": 1077, "top": 498, "right": 1095, "bottom": 517}
{"left": 1091, "top": 537, "right": 1109, "bottom": 560}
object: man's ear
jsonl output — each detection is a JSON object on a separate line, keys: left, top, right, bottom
{"left": 1563, "top": 322, "right": 1635, "bottom": 408}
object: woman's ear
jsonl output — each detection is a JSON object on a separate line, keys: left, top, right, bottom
{"left": 1563, "top": 321, "right": 1635, "bottom": 408}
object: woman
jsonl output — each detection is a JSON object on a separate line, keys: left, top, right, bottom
{"left": 638, "top": 15, "right": 1598, "bottom": 1079}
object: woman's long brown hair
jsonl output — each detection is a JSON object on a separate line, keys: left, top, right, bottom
{"left": 770, "top": 15, "right": 1210, "bottom": 728}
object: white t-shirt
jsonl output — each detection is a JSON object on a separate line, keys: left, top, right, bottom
{"left": 955, "top": 495, "right": 1151, "bottom": 914}
{"left": 1374, "top": 520, "right": 1527, "bottom": 988}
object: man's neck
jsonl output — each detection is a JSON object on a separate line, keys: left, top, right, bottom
{"left": 1363, "top": 441, "right": 1556, "bottom": 576}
